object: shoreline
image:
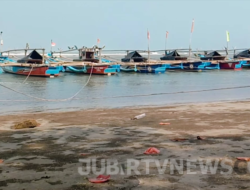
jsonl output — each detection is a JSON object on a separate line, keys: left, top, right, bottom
{"left": 0, "top": 100, "right": 250, "bottom": 189}
{"left": 1, "top": 98, "right": 250, "bottom": 117}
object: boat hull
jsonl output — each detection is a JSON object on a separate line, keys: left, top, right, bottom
{"left": 136, "top": 64, "right": 165, "bottom": 73}
{"left": 2, "top": 66, "right": 60, "bottom": 77}
{"left": 120, "top": 66, "right": 136, "bottom": 72}
{"left": 66, "top": 65, "right": 117, "bottom": 75}
{"left": 219, "top": 61, "right": 245, "bottom": 70}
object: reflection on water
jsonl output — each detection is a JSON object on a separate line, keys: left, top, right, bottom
{"left": 1, "top": 70, "right": 250, "bottom": 115}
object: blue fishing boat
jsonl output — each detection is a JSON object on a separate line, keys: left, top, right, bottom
{"left": 182, "top": 61, "right": 220, "bottom": 71}
{"left": 233, "top": 50, "right": 250, "bottom": 68}
{"left": 1, "top": 50, "right": 60, "bottom": 77}
{"left": 164, "top": 61, "right": 220, "bottom": 71}
{"left": 136, "top": 64, "right": 166, "bottom": 74}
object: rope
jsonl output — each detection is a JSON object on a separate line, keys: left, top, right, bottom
{"left": 0, "top": 64, "right": 94, "bottom": 102}
{"left": 0, "top": 83, "right": 250, "bottom": 102}
{"left": 22, "top": 64, "right": 34, "bottom": 84}
{"left": 71, "top": 85, "right": 250, "bottom": 100}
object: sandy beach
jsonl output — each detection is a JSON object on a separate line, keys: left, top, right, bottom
{"left": 0, "top": 101, "right": 250, "bottom": 190}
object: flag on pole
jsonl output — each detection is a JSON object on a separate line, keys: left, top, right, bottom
{"left": 147, "top": 30, "right": 150, "bottom": 40}
{"left": 51, "top": 41, "right": 56, "bottom": 46}
{"left": 0, "top": 40, "right": 3, "bottom": 45}
{"left": 226, "top": 31, "right": 230, "bottom": 42}
{"left": 97, "top": 39, "right": 100, "bottom": 44}
{"left": 166, "top": 31, "right": 169, "bottom": 39}
{"left": 191, "top": 19, "right": 195, "bottom": 33}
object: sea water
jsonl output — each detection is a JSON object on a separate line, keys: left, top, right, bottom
{"left": 0, "top": 53, "right": 250, "bottom": 115}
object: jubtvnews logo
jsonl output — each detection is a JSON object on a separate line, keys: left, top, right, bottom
{"left": 78, "top": 158, "right": 250, "bottom": 175}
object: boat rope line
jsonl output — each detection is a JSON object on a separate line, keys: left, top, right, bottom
{"left": 22, "top": 64, "right": 34, "bottom": 84}
{"left": 0, "top": 83, "right": 250, "bottom": 102}
{"left": 0, "top": 65, "right": 94, "bottom": 102}
{"left": 73, "top": 85, "right": 250, "bottom": 100}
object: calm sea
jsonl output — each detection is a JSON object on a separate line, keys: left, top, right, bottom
{"left": 0, "top": 53, "right": 250, "bottom": 115}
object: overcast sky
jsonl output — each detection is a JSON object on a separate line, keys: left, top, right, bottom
{"left": 0, "top": 0, "right": 249, "bottom": 51}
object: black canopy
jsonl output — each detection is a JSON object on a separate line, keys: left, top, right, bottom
{"left": 200, "top": 51, "right": 225, "bottom": 61}
{"left": 205, "top": 51, "right": 222, "bottom": 57}
{"left": 234, "top": 49, "right": 250, "bottom": 58}
{"left": 160, "top": 50, "right": 187, "bottom": 61}
{"left": 17, "top": 50, "right": 43, "bottom": 64}
{"left": 124, "top": 51, "right": 143, "bottom": 59}
{"left": 121, "top": 51, "right": 147, "bottom": 62}
{"left": 165, "top": 50, "right": 181, "bottom": 56}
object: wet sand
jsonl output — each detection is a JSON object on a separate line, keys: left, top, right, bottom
{"left": 0, "top": 101, "right": 250, "bottom": 190}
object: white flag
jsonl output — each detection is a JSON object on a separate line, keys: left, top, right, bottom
{"left": 0, "top": 40, "right": 3, "bottom": 45}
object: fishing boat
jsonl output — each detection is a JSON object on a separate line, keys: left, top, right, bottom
{"left": 1, "top": 50, "right": 60, "bottom": 77}
{"left": 219, "top": 60, "right": 246, "bottom": 70}
{"left": 200, "top": 51, "right": 226, "bottom": 61}
{"left": 233, "top": 50, "right": 250, "bottom": 68}
{"left": 160, "top": 50, "right": 188, "bottom": 61}
{"left": 66, "top": 46, "right": 117, "bottom": 75}
{"left": 120, "top": 51, "right": 166, "bottom": 73}
{"left": 182, "top": 61, "right": 220, "bottom": 71}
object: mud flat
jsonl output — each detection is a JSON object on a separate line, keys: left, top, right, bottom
{"left": 0, "top": 101, "right": 250, "bottom": 190}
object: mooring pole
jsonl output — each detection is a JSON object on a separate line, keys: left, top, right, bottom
{"left": 42, "top": 49, "right": 45, "bottom": 64}
{"left": 0, "top": 31, "right": 3, "bottom": 55}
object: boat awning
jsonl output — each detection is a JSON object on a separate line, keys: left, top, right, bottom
{"left": 17, "top": 50, "right": 43, "bottom": 63}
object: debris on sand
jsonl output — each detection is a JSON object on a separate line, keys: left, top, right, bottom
{"left": 88, "top": 175, "right": 110, "bottom": 183}
{"left": 144, "top": 147, "right": 160, "bottom": 154}
{"left": 237, "top": 157, "right": 250, "bottom": 161}
{"left": 197, "top": 136, "right": 205, "bottom": 140}
{"left": 159, "top": 122, "right": 170, "bottom": 125}
{"left": 131, "top": 113, "right": 146, "bottom": 120}
{"left": 170, "top": 138, "right": 188, "bottom": 142}
{"left": 41, "top": 176, "right": 50, "bottom": 179}
{"left": 12, "top": 120, "right": 40, "bottom": 129}
{"left": 80, "top": 153, "right": 90, "bottom": 156}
